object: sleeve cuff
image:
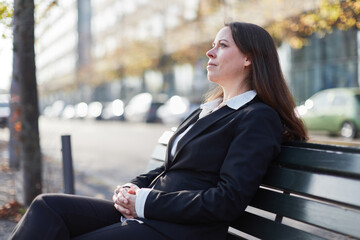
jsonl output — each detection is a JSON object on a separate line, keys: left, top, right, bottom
{"left": 135, "top": 188, "right": 152, "bottom": 218}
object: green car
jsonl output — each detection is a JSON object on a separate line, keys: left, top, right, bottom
{"left": 296, "top": 88, "right": 360, "bottom": 138}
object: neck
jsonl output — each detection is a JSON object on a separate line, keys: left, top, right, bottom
{"left": 222, "top": 87, "right": 251, "bottom": 102}
{"left": 221, "top": 75, "right": 251, "bottom": 102}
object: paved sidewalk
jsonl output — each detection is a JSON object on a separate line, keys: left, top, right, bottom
{"left": 0, "top": 140, "right": 17, "bottom": 240}
{"left": 0, "top": 140, "right": 114, "bottom": 240}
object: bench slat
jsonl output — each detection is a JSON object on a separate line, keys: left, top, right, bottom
{"left": 285, "top": 141, "right": 360, "bottom": 153}
{"left": 158, "top": 130, "right": 174, "bottom": 145}
{"left": 230, "top": 212, "right": 326, "bottom": 240}
{"left": 263, "top": 165, "right": 360, "bottom": 208}
{"left": 226, "top": 231, "right": 247, "bottom": 240}
{"left": 278, "top": 146, "right": 360, "bottom": 178}
{"left": 151, "top": 144, "right": 167, "bottom": 161}
{"left": 250, "top": 188, "right": 360, "bottom": 238}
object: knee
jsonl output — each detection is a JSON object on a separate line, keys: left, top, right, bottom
{"left": 32, "top": 193, "right": 57, "bottom": 203}
{"left": 30, "top": 193, "right": 64, "bottom": 209}
{"left": 26, "top": 193, "right": 69, "bottom": 218}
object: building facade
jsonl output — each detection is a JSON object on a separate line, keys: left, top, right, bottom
{"left": 36, "top": 0, "right": 78, "bottom": 108}
{"left": 35, "top": 0, "right": 360, "bottom": 111}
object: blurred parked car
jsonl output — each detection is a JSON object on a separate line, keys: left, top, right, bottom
{"left": 74, "top": 102, "right": 88, "bottom": 119}
{"left": 157, "top": 95, "right": 199, "bottom": 125}
{"left": 124, "top": 93, "right": 166, "bottom": 123}
{"left": 43, "top": 100, "right": 65, "bottom": 118}
{"left": 87, "top": 101, "right": 103, "bottom": 119}
{"left": 0, "top": 94, "right": 10, "bottom": 128}
{"left": 296, "top": 88, "right": 360, "bottom": 138}
{"left": 61, "top": 104, "right": 76, "bottom": 119}
{"left": 100, "top": 99, "right": 125, "bottom": 120}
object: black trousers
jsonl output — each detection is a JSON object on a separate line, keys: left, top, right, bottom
{"left": 9, "top": 193, "right": 167, "bottom": 240}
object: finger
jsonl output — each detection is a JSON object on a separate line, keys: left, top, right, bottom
{"left": 132, "top": 185, "right": 140, "bottom": 192}
{"left": 113, "top": 190, "right": 126, "bottom": 205}
{"left": 122, "top": 189, "right": 136, "bottom": 198}
{"left": 115, "top": 194, "right": 130, "bottom": 206}
{"left": 124, "top": 191, "right": 136, "bottom": 202}
{"left": 114, "top": 203, "right": 129, "bottom": 214}
{"left": 120, "top": 189, "right": 130, "bottom": 203}
{"left": 114, "top": 204, "right": 133, "bottom": 218}
{"left": 114, "top": 185, "right": 122, "bottom": 195}
{"left": 122, "top": 214, "right": 134, "bottom": 219}
{"left": 112, "top": 193, "right": 121, "bottom": 203}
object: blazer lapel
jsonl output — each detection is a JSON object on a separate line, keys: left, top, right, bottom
{"left": 171, "top": 106, "right": 235, "bottom": 165}
{"left": 172, "top": 108, "right": 202, "bottom": 137}
{"left": 165, "top": 109, "right": 201, "bottom": 169}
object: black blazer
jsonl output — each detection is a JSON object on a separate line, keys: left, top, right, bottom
{"left": 131, "top": 97, "right": 282, "bottom": 239}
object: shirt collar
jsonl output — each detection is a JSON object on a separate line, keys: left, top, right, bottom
{"left": 200, "top": 90, "right": 257, "bottom": 111}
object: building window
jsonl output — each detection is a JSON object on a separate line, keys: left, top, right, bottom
{"left": 290, "top": 29, "right": 358, "bottom": 104}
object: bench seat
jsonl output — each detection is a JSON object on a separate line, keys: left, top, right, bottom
{"left": 149, "top": 131, "right": 360, "bottom": 239}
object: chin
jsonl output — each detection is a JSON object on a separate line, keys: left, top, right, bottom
{"left": 207, "top": 73, "right": 218, "bottom": 83}
{"left": 207, "top": 75, "right": 220, "bottom": 85}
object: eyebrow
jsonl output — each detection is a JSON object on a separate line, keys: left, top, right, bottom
{"left": 213, "top": 39, "right": 230, "bottom": 45}
{"left": 213, "top": 39, "right": 230, "bottom": 44}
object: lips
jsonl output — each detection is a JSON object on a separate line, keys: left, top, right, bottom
{"left": 207, "top": 62, "right": 217, "bottom": 68}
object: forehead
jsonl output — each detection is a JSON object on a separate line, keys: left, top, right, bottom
{"left": 214, "top": 26, "right": 233, "bottom": 42}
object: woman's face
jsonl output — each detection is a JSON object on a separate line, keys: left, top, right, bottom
{"left": 206, "top": 26, "right": 251, "bottom": 89}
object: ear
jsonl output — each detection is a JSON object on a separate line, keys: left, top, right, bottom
{"left": 244, "top": 57, "right": 252, "bottom": 67}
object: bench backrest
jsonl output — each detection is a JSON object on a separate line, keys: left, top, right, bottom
{"left": 149, "top": 131, "right": 360, "bottom": 239}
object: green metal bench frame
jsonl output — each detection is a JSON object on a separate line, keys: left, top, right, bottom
{"left": 149, "top": 130, "right": 360, "bottom": 239}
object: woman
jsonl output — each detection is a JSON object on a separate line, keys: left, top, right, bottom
{"left": 9, "top": 22, "right": 307, "bottom": 240}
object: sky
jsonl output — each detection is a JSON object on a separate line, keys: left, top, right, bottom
{"left": 0, "top": 34, "right": 12, "bottom": 91}
{"left": 0, "top": 0, "right": 12, "bottom": 91}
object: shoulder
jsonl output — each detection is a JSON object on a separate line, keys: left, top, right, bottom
{"left": 232, "top": 97, "right": 283, "bottom": 138}
{"left": 240, "top": 97, "right": 280, "bottom": 121}
{"left": 233, "top": 98, "right": 283, "bottom": 141}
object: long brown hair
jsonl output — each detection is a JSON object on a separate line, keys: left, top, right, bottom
{"left": 205, "top": 22, "right": 307, "bottom": 141}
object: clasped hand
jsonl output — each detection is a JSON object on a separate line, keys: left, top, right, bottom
{"left": 112, "top": 183, "right": 139, "bottom": 219}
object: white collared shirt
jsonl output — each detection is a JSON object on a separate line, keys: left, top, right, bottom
{"left": 133, "top": 90, "right": 257, "bottom": 220}
{"left": 171, "top": 90, "right": 257, "bottom": 156}
{"left": 199, "top": 90, "right": 257, "bottom": 117}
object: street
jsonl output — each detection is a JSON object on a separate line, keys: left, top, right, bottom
{"left": 38, "top": 117, "right": 170, "bottom": 189}
{"left": 0, "top": 117, "right": 170, "bottom": 194}
{"left": 1, "top": 117, "right": 360, "bottom": 196}
{"left": 307, "top": 131, "right": 360, "bottom": 147}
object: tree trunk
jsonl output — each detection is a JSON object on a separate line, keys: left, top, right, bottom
{"left": 9, "top": 77, "right": 21, "bottom": 169}
{"left": 12, "top": 0, "right": 42, "bottom": 206}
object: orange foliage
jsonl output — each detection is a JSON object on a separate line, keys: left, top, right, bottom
{"left": 0, "top": 201, "right": 24, "bottom": 222}
{"left": 266, "top": 0, "right": 360, "bottom": 48}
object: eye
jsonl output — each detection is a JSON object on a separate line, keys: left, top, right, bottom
{"left": 212, "top": 42, "right": 216, "bottom": 48}
{"left": 220, "top": 43, "right": 227, "bottom": 48}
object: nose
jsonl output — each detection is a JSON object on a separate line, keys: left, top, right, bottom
{"left": 206, "top": 47, "right": 216, "bottom": 59}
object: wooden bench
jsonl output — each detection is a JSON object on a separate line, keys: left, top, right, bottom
{"left": 148, "top": 130, "right": 360, "bottom": 239}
